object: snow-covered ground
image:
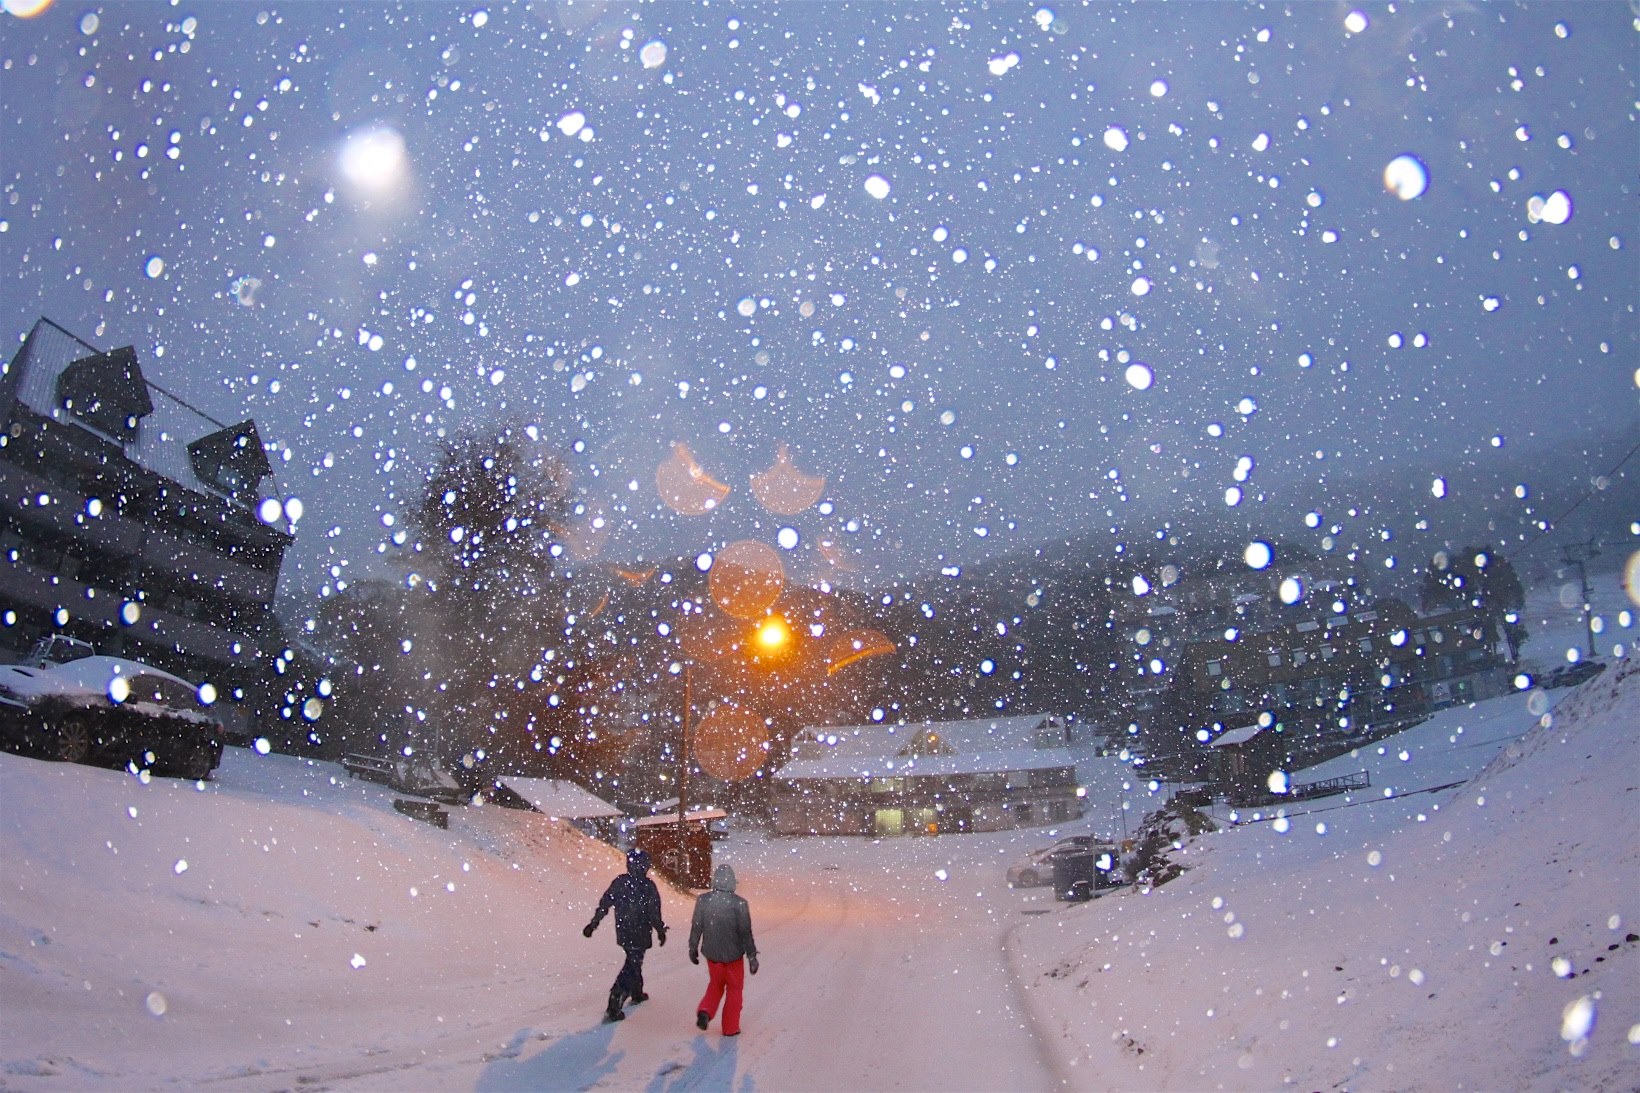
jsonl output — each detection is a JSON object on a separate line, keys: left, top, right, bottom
{"left": 1017, "top": 657, "right": 1638, "bottom": 1091}
{"left": 1, "top": 566, "right": 1635, "bottom": 1091}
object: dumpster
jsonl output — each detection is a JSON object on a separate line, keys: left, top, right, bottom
{"left": 634, "top": 821, "right": 713, "bottom": 889}
{"left": 1051, "top": 846, "right": 1095, "bottom": 901}
{"left": 1053, "top": 844, "right": 1123, "bottom": 902}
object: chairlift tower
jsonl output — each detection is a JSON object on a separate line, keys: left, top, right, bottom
{"left": 1559, "top": 539, "right": 1600, "bottom": 661}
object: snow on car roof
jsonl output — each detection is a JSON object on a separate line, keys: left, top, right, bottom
{"left": 0, "top": 657, "right": 213, "bottom": 722}
{"left": 0, "top": 663, "right": 98, "bottom": 702}
{"left": 46, "top": 656, "right": 197, "bottom": 693}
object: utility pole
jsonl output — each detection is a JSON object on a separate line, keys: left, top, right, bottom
{"left": 1559, "top": 539, "right": 1600, "bottom": 660}
{"left": 678, "top": 663, "right": 692, "bottom": 835}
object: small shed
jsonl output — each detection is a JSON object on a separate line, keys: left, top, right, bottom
{"left": 633, "top": 810, "right": 722, "bottom": 889}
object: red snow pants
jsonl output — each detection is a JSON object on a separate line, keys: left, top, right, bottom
{"left": 696, "top": 957, "right": 746, "bottom": 1035}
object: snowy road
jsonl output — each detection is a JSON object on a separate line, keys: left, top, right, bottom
{"left": 2, "top": 742, "right": 1079, "bottom": 1093}
{"left": 8, "top": 648, "right": 1636, "bottom": 1092}
{"left": 295, "top": 835, "right": 1062, "bottom": 1091}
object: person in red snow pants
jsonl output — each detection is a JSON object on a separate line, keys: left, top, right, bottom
{"left": 688, "top": 863, "right": 759, "bottom": 1036}
{"left": 698, "top": 953, "right": 748, "bottom": 1036}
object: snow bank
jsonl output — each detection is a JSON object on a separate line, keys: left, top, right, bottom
{"left": 0, "top": 749, "right": 692, "bottom": 1088}
{"left": 1014, "top": 656, "right": 1640, "bottom": 1091}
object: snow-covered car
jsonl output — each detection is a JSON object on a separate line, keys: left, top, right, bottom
{"left": 0, "top": 655, "right": 225, "bottom": 780}
{"left": 1537, "top": 660, "right": 1606, "bottom": 691}
{"left": 1006, "top": 835, "right": 1095, "bottom": 888}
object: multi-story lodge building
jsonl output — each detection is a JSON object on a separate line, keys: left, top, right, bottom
{"left": 770, "top": 713, "right": 1083, "bottom": 837}
{"left": 0, "top": 318, "right": 293, "bottom": 734}
{"left": 1152, "top": 598, "right": 1511, "bottom": 781}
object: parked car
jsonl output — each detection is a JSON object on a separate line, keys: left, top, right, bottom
{"left": 0, "top": 654, "right": 225, "bottom": 780}
{"left": 1007, "top": 835, "right": 1094, "bottom": 888}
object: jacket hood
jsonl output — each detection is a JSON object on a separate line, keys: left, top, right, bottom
{"left": 626, "top": 848, "right": 651, "bottom": 876}
{"left": 711, "top": 864, "right": 737, "bottom": 892}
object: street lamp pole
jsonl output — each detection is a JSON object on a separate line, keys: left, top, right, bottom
{"left": 678, "top": 662, "right": 692, "bottom": 836}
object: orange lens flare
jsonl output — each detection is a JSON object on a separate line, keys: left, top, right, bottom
{"left": 826, "top": 629, "right": 896, "bottom": 674}
{"left": 708, "top": 539, "right": 785, "bottom": 619}
{"left": 693, "top": 705, "right": 768, "bottom": 782}
{"left": 656, "top": 441, "right": 730, "bottom": 516}
{"left": 749, "top": 443, "right": 825, "bottom": 515}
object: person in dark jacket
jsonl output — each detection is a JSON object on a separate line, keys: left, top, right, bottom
{"left": 688, "top": 863, "right": 758, "bottom": 1036}
{"left": 583, "top": 847, "right": 668, "bottom": 1022}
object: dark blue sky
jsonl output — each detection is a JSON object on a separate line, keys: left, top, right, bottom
{"left": 3, "top": 2, "right": 1634, "bottom": 601}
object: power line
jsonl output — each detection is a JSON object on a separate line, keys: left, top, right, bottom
{"left": 1509, "top": 436, "right": 1640, "bottom": 560}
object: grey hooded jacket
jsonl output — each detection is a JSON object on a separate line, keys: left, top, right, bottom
{"left": 688, "top": 864, "right": 758, "bottom": 964}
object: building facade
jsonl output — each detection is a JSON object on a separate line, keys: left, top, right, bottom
{"left": 770, "top": 713, "right": 1083, "bottom": 837}
{"left": 0, "top": 318, "right": 293, "bottom": 733}
{"left": 1151, "top": 598, "right": 1511, "bottom": 778}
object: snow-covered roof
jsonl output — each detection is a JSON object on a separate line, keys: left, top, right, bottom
{"left": 777, "top": 746, "right": 1078, "bottom": 782}
{"left": 500, "top": 778, "right": 623, "bottom": 820}
{"left": 776, "top": 713, "right": 1075, "bottom": 781}
{"left": 634, "top": 808, "right": 727, "bottom": 826}
{"left": 1208, "top": 723, "right": 1266, "bottom": 748}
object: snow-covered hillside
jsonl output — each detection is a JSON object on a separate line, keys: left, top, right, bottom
{"left": 0, "top": 746, "right": 654, "bottom": 1088}
{"left": 1016, "top": 654, "right": 1639, "bottom": 1092}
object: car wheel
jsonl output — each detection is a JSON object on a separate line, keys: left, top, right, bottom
{"left": 49, "top": 717, "right": 92, "bottom": 764}
{"left": 1018, "top": 869, "right": 1038, "bottom": 888}
{"left": 180, "top": 741, "right": 220, "bottom": 781}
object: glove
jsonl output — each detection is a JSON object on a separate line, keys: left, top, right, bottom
{"left": 657, "top": 927, "right": 667, "bottom": 947}
{"left": 748, "top": 954, "right": 759, "bottom": 975}
{"left": 689, "top": 952, "right": 700, "bottom": 965}
{"left": 582, "top": 923, "right": 596, "bottom": 938}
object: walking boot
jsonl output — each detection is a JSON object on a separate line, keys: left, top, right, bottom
{"left": 603, "top": 988, "right": 625, "bottom": 1023}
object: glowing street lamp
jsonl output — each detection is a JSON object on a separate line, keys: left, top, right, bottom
{"left": 681, "top": 613, "right": 790, "bottom": 813}
{"left": 748, "top": 613, "right": 792, "bottom": 664}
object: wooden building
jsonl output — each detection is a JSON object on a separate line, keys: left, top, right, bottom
{"left": 770, "top": 713, "right": 1083, "bottom": 837}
